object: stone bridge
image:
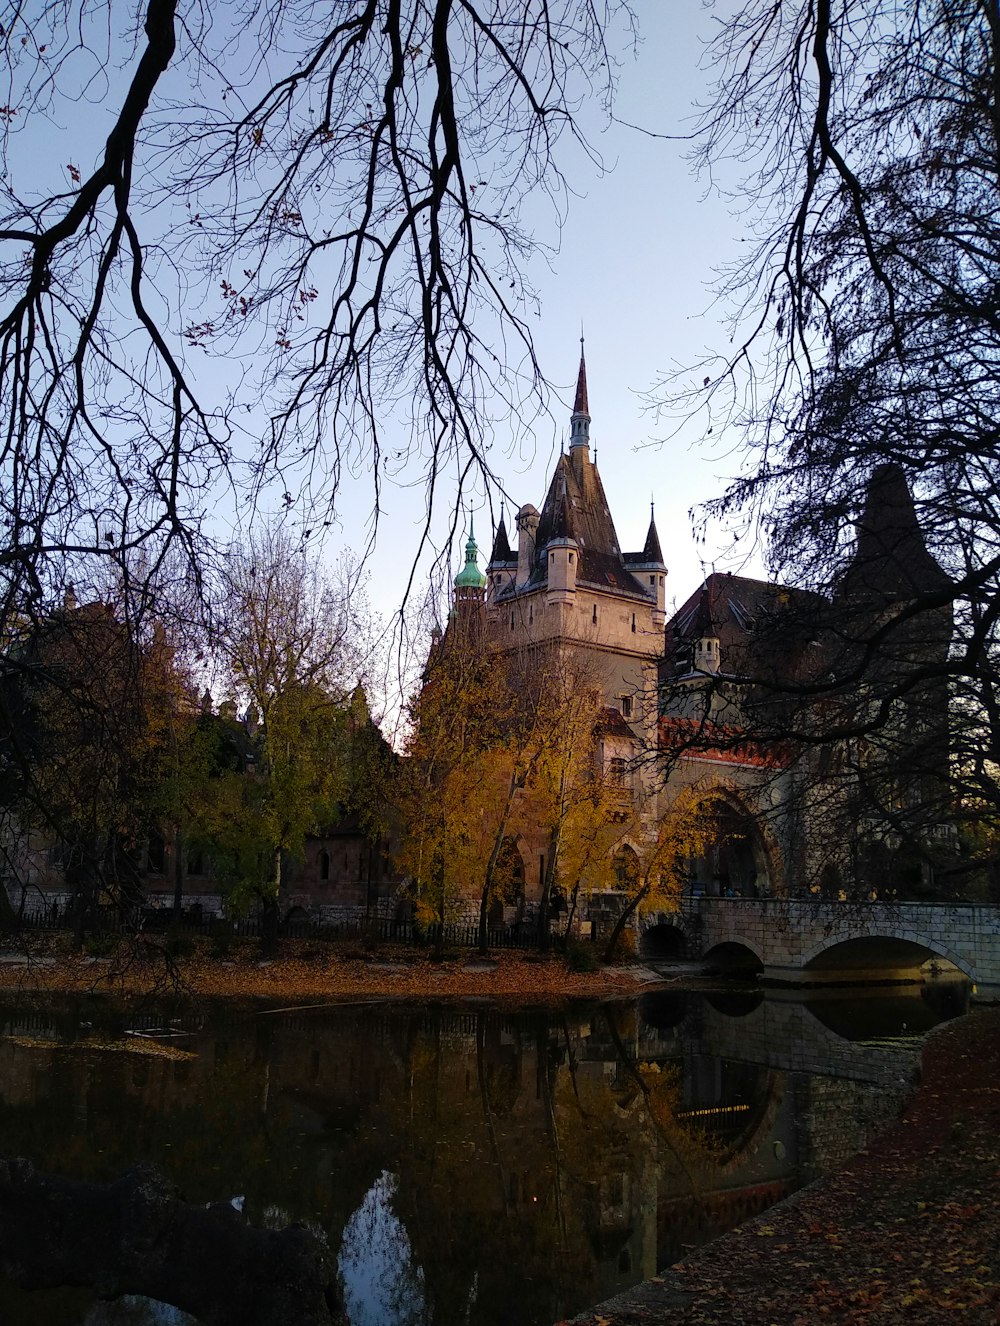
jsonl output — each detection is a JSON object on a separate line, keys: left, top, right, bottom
{"left": 641, "top": 897, "right": 1000, "bottom": 998}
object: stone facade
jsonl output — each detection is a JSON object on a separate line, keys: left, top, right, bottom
{"left": 466, "top": 349, "right": 815, "bottom": 911}
{"left": 457, "top": 351, "right": 956, "bottom": 917}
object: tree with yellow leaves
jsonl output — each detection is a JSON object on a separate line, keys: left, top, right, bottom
{"left": 523, "top": 660, "right": 635, "bottom": 948}
{"left": 601, "top": 786, "right": 717, "bottom": 963}
{"left": 400, "top": 629, "right": 646, "bottom": 955}
{"left": 397, "top": 625, "right": 542, "bottom": 953}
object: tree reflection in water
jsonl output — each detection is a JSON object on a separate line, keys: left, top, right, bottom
{"left": 0, "top": 990, "right": 962, "bottom": 1326}
{"left": 85, "top": 1300, "right": 196, "bottom": 1325}
{"left": 339, "top": 1172, "right": 424, "bottom": 1326}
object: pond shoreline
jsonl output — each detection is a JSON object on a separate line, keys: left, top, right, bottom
{"left": 567, "top": 1006, "right": 1000, "bottom": 1326}
{"left": 0, "top": 935, "right": 664, "bottom": 1006}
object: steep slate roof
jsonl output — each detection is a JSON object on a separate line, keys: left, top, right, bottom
{"left": 528, "top": 452, "right": 649, "bottom": 595}
{"left": 489, "top": 516, "right": 515, "bottom": 565}
{"left": 838, "top": 463, "right": 951, "bottom": 603}
{"left": 623, "top": 511, "right": 665, "bottom": 567}
{"left": 663, "top": 572, "right": 822, "bottom": 682}
{"left": 491, "top": 349, "right": 662, "bottom": 598}
{"left": 573, "top": 348, "right": 589, "bottom": 416}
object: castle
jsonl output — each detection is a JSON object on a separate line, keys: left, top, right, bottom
{"left": 443, "top": 345, "right": 954, "bottom": 924}
{"left": 1, "top": 347, "right": 953, "bottom": 932}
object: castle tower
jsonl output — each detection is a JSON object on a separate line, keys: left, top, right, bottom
{"left": 484, "top": 346, "right": 668, "bottom": 733}
{"left": 453, "top": 518, "right": 487, "bottom": 636}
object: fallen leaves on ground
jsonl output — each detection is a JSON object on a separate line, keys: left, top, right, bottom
{"left": 0, "top": 938, "right": 640, "bottom": 1006}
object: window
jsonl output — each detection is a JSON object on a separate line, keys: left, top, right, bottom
{"left": 649, "top": 575, "right": 655, "bottom": 586}
{"left": 620, "top": 695, "right": 633, "bottom": 719}
{"left": 146, "top": 833, "right": 166, "bottom": 874}
{"left": 613, "top": 845, "right": 640, "bottom": 887}
{"left": 592, "top": 603, "right": 598, "bottom": 624}
{"left": 319, "top": 850, "right": 330, "bottom": 882}
{"left": 631, "top": 612, "right": 636, "bottom": 633}
{"left": 569, "top": 552, "right": 574, "bottom": 564}
{"left": 608, "top": 757, "right": 628, "bottom": 785}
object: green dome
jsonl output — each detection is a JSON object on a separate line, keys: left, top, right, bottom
{"left": 454, "top": 520, "right": 487, "bottom": 591}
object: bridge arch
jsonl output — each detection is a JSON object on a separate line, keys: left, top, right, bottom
{"left": 703, "top": 939, "right": 765, "bottom": 976}
{"left": 639, "top": 910, "right": 688, "bottom": 960}
{"left": 801, "top": 930, "right": 976, "bottom": 981}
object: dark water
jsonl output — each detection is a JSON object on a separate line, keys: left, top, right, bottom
{"left": 0, "top": 981, "right": 969, "bottom": 1325}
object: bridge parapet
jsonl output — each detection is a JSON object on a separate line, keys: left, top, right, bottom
{"left": 680, "top": 896, "right": 1000, "bottom": 996}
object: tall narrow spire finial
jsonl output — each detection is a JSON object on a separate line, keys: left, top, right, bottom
{"left": 573, "top": 334, "right": 589, "bottom": 419}
{"left": 570, "top": 332, "right": 591, "bottom": 457}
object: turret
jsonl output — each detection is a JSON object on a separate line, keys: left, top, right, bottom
{"left": 694, "top": 635, "right": 721, "bottom": 674}
{"left": 626, "top": 502, "right": 668, "bottom": 629}
{"left": 569, "top": 338, "right": 591, "bottom": 477}
{"left": 516, "top": 503, "right": 540, "bottom": 586}
{"left": 454, "top": 519, "right": 487, "bottom": 606}
{"left": 545, "top": 536, "right": 578, "bottom": 606}
{"left": 486, "top": 514, "right": 517, "bottom": 603}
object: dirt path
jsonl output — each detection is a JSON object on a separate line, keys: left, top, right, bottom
{"left": 566, "top": 1007, "right": 1000, "bottom": 1326}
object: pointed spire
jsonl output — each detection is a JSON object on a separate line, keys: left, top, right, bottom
{"left": 489, "top": 513, "right": 514, "bottom": 564}
{"left": 569, "top": 334, "right": 591, "bottom": 458}
{"left": 642, "top": 508, "right": 664, "bottom": 565}
{"left": 840, "top": 464, "right": 950, "bottom": 602}
{"left": 573, "top": 334, "right": 589, "bottom": 416}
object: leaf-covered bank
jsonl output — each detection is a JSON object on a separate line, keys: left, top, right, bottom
{"left": 0, "top": 936, "right": 646, "bottom": 1006}
{"left": 568, "top": 1008, "right": 1000, "bottom": 1326}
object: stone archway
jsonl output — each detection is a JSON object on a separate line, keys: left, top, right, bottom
{"left": 488, "top": 836, "right": 527, "bottom": 927}
{"left": 685, "top": 786, "right": 784, "bottom": 898}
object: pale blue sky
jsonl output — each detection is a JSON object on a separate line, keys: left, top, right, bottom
{"left": 324, "top": 3, "right": 767, "bottom": 637}
{"left": 10, "top": 3, "right": 765, "bottom": 659}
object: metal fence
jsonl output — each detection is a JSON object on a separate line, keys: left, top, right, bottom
{"left": 9, "top": 907, "right": 548, "bottom": 952}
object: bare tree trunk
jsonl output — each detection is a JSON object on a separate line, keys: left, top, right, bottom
{"left": 562, "top": 883, "right": 580, "bottom": 946}
{"left": 477, "top": 774, "right": 518, "bottom": 956}
{"left": 260, "top": 847, "right": 282, "bottom": 957}
{"left": 537, "top": 823, "right": 562, "bottom": 951}
{"left": 171, "top": 823, "right": 185, "bottom": 919}
{"left": 602, "top": 883, "right": 649, "bottom": 963}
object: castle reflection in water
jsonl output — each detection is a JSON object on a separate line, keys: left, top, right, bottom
{"left": 0, "top": 983, "right": 966, "bottom": 1326}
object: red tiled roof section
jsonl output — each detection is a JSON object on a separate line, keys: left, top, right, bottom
{"left": 659, "top": 716, "right": 793, "bottom": 769}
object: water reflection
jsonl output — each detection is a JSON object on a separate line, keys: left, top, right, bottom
{"left": 0, "top": 984, "right": 967, "bottom": 1326}
{"left": 340, "top": 1173, "right": 422, "bottom": 1326}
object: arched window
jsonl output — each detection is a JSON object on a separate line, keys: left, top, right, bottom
{"left": 613, "top": 845, "right": 640, "bottom": 891}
